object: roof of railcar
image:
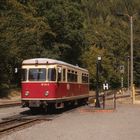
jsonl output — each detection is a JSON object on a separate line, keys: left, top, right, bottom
{"left": 22, "top": 58, "right": 88, "bottom": 72}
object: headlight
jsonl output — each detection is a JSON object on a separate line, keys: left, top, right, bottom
{"left": 45, "top": 91, "right": 49, "bottom": 96}
{"left": 25, "top": 91, "right": 29, "bottom": 96}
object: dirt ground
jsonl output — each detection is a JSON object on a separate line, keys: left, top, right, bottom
{"left": 0, "top": 88, "right": 20, "bottom": 98}
{"left": 0, "top": 89, "right": 20, "bottom": 105}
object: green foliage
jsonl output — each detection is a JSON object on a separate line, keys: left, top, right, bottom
{"left": 0, "top": 0, "right": 140, "bottom": 90}
{"left": 0, "top": 0, "right": 52, "bottom": 88}
{"left": 44, "top": 0, "right": 86, "bottom": 63}
{"left": 81, "top": 0, "right": 140, "bottom": 88}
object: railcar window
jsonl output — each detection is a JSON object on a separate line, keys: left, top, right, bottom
{"left": 74, "top": 72, "right": 77, "bottom": 82}
{"left": 21, "top": 69, "right": 27, "bottom": 81}
{"left": 67, "top": 70, "right": 78, "bottom": 82}
{"left": 82, "top": 73, "right": 89, "bottom": 83}
{"left": 48, "top": 68, "right": 56, "bottom": 81}
{"left": 63, "top": 69, "right": 66, "bottom": 81}
{"left": 29, "top": 68, "right": 46, "bottom": 81}
{"left": 57, "top": 67, "right": 62, "bottom": 81}
{"left": 67, "top": 72, "right": 71, "bottom": 82}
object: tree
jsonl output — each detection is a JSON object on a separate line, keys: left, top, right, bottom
{"left": 44, "top": 0, "right": 86, "bottom": 64}
{"left": 0, "top": 0, "right": 53, "bottom": 88}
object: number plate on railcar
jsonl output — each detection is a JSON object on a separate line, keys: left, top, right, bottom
{"left": 29, "top": 101, "right": 40, "bottom": 107}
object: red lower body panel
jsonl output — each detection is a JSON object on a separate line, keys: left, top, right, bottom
{"left": 21, "top": 82, "right": 89, "bottom": 101}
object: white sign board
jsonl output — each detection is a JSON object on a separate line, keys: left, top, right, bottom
{"left": 103, "top": 83, "right": 109, "bottom": 90}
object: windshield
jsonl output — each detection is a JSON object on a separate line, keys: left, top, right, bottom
{"left": 48, "top": 68, "right": 56, "bottom": 81}
{"left": 29, "top": 68, "right": 46, "bottom": 81}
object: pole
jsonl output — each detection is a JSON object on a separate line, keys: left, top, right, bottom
{"left": 117, "top": 13, "right": 135, "bottom": 102}
{"left": 103, "top": 91, "right": 106, "bottom": 109}
{"left": 121, "top": 76, "right": 124, "bottom": 93}
{"left": 95, "top": 61, "right": 100, "bottom": 108}
{"left": 130, "top": 16, "right": 134, "bottom": 102}
{"left": 127, "top": 56, "right": 130, "bottom": 95}
{"left": 114, "top": 92, "right": 116, "bottom": 109}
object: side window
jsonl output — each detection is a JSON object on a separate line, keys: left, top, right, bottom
{"left": 67, "top": 69, "right": 77, "bottom": 82}
{"left": 21, "top": 69, "right": 27, "bottom": 81}
{"left": 74, "top": 72, "right": 77, "bottom": 82}
{"left": 57, "top": 67, "right": 62, "bottom": 81}
{"left": 63, "top": 69, "right": 66, "bottom": 81}
{"left": 82, "top": 73, "right": 89, "bottom": 83}
{"left": 67, "top": 70, "right": 71, "bottom": 82}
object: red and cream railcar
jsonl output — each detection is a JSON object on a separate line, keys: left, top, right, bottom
{"left": 21, "top": 58, "right": 89, "bottom": 111}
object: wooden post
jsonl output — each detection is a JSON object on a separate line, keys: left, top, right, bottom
{"left": 132, "top": 84, "right": 136, "bottom": 104}
{"left": 114, "top": 92, "right": 116, "bottom": 109}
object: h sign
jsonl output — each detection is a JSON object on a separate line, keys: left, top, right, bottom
{"left": 103, "top": 83, "right": 109, "bottom": 90}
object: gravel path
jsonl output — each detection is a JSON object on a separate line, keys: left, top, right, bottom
{"left": 1, "top": 102, "right": 140, "bottom": 140}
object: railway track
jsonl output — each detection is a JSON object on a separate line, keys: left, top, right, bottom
{"left": 0, "top": 102, "right": 86, "bottom": 137}
{"left": 0, "top": 102, "right": 21, "bottom": 108}
{"left": 0, "top": 117, "right": 51, "bottom": 137}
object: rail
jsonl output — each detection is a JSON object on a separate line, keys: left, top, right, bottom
{"left": 0, "top": 118, "right": 50, "bottom": 137}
